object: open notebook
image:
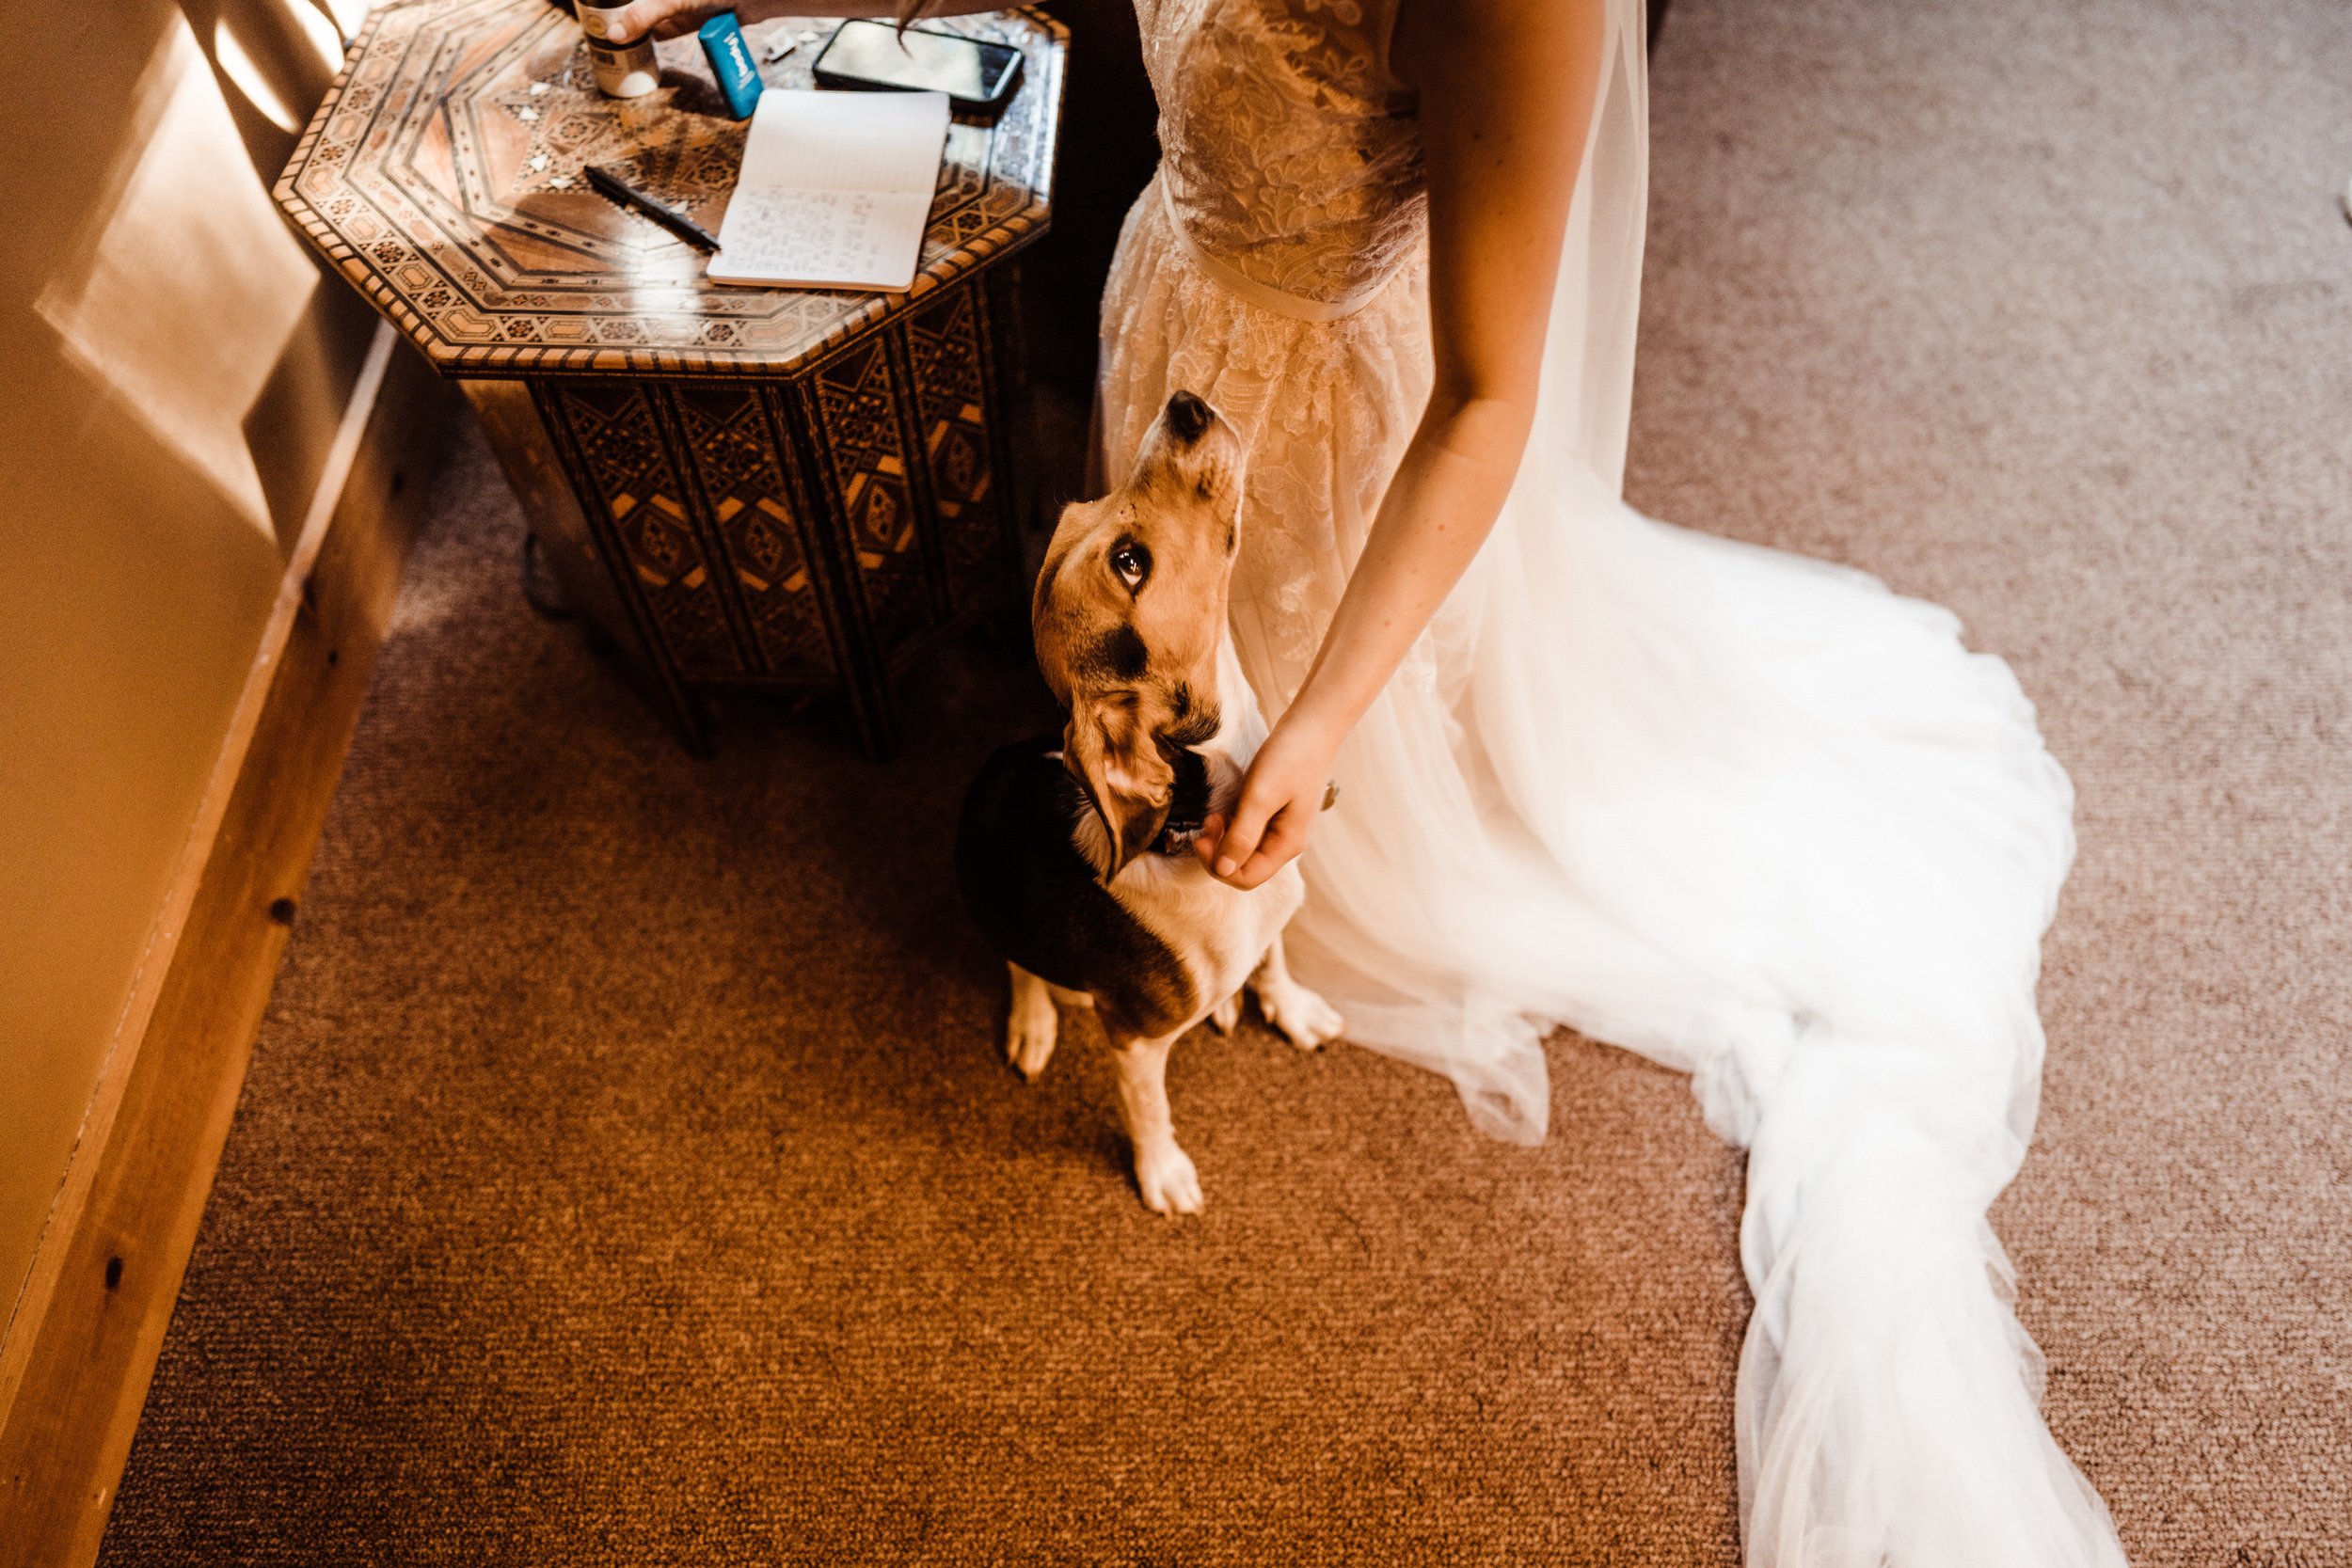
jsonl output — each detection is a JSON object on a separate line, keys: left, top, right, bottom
{"left": 707, "top": 89, "right": 951, "bottom": 292}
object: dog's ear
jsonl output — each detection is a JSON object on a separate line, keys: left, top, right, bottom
{"left": 1064, "top": 694, "right": 1175, "bottom": 879}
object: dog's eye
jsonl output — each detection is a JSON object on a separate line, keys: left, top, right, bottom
{"left": 1109, "top": 541, "right": 1152, "bottom": 591}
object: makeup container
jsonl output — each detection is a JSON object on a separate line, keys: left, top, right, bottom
{"left": 696, "top": 11, "right": 766, "bottom": 119}
{"left": 574, "top": 0, "right": 660, "bottom": 98}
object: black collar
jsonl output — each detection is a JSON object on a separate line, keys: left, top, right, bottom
{"left": 1150, "top": 747, "right": 1212, "bottom": 857}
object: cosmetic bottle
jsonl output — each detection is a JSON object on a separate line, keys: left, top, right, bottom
{"left": 697, "top": 12, "right": 765, "bottom": 119}
{"left": 574, "top": 0, "right": 660, "bottom": 98}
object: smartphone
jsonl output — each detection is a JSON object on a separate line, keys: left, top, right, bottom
{"left": 811, "top": 20, "right": 1023, "bottom": 115}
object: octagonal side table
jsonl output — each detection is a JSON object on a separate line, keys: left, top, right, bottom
{"left": 276, "top": 0, "right": 1066, "bottom": 755}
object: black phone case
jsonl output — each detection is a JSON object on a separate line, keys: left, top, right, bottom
{"left": 809, "top": 24, "right": 1024, "bottom": 116}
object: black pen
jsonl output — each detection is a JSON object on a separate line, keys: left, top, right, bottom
{"left": 585, "top": 164, "right": 721, "bottom": 252}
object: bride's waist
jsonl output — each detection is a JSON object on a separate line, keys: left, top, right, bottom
{"left": 1152, "top": 166, "right": 1423, "bottom": 325}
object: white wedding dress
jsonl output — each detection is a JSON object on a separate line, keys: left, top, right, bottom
{"left": 1094, "top": 0, "right": 2128, "bottom": 1563}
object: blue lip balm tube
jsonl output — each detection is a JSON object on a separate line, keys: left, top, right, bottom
{"left": 697, "top": 12, "right": 765, "bottom": 119}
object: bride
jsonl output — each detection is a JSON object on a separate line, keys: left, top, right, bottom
{"left": 628, "top": 0, "right": 2131, "bottom": 1561}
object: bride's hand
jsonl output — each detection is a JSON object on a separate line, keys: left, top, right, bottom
{"left": 1196, "top": 710, "right": 1343, "bottom": 890}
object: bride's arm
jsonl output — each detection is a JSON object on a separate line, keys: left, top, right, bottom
{"left": 1199, "top": 0, "right": 1612, "bottom": 889}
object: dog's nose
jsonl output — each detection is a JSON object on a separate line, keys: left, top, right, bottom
{"left": 1163, "top": 390, "right": 1216, "bottom": 446}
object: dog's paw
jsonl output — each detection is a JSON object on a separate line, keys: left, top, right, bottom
{"left": 1134, "top": 1143, "right": 1204, "bottom": 1216}
{"left": 1207, "top": 992, "right": 1243, "bottom": 1035}
{"left": 1005, "top": 1003, "right": 1058, "bottom": 1082}
{"left": 1259, "top": 981, "right": 1344, "bottom": 1053}
{"left": 1008, "top": 1024, "right": 1057, "bottom": 1081}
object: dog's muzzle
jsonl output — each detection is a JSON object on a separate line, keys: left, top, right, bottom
{"left": 1150, "top": 747, "right": 1213, "bottom": 857}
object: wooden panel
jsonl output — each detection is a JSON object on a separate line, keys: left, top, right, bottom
{"left": 808, "top": 338, "right": 931, "bottom": 658}
{"left": 0, "top": 344, "right": 453, "bottom": 1568}
{"left": 905, "top": 286, "right": 1009, "bottom": 614}
{"left": 669, "top": 383, "right": 834, "bottom": 680}
{"left": 544, "top": 380, "right": 745, "bottom": 676}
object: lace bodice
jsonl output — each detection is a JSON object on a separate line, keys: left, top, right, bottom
{"left": 1136, "top": 0, "right": 1425, "bottom": 311}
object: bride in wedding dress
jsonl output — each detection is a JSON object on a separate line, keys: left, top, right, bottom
{"left": 610, "top": 0, "right": 2131, "bottom": 1558}
{"left": 1092, "top": 0, "right": 2131, "bottom": 1563}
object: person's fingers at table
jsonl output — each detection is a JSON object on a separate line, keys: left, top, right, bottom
{"left": 600, "top": 0, "right": 719, "bottom": 41}
{"left": 608, "top": 0, "right": 815, "bottom": 40}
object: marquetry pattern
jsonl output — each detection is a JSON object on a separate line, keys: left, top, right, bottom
{"left": 550, "top": 383, "right": 740, "bottom": 675}
{"left": 809, "top": 341, "right": 932, "bottom": 658}
{"left": 670, "top": 386, "right": 834, "bottom": 678}
{"left": 273, "top": 0, "right": 1066, "bottom": 379}
{"left": 905, "top": 288, "right": 1005, "bottom": 615}
{"left": 271, "top": 0, "right": 1061, "bottom": 752}
{"left": 529, "top": 295, "right": 1009, "bottom": 698}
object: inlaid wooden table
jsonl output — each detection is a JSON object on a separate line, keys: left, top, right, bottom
{"left": 276, "top": 0, "right": 1066, "bottom": 754}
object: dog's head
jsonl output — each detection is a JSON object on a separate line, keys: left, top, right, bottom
{"left": 1034, "top": 390, "right": 1243, "bottom": 879}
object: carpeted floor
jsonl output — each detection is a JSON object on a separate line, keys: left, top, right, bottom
{"left": 102, "top": 0, "right": 2352, "bottom": 1563}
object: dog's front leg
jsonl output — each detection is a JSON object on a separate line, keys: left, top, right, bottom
{"left": 1108, "top": 1032, "right": 1202, "bottom": 1215}
{"left": 1004, "top": 962, "right": 1062, "bottom": 1081}
{"left": 1249, "top": 932, "right": 1345, "bottom": 1052}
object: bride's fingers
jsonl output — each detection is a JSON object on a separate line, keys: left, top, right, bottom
{"left": 1211, "top": 792, "right": 1274, "bottom": 880}
{"left": 1194, "top": 813, "right": 1228, "bottom": 870}
{"left": 1224, "top": 807, "right": 1310, "bottom": 890}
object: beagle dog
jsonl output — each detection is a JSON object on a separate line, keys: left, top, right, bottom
{"left": 955, "top": 391, "right": 1343, "bottom": 1215}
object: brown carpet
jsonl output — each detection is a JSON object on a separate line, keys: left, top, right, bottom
{"left": 102, "top": 0, "right": 2352, "bottom": 1562}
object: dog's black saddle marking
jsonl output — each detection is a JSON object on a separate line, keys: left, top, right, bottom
{"left": 1150, "top": 746, "right": 1211, "bottom": 857}
{"left": 955, "top": 735, "right": 1198, "bottom": 1028}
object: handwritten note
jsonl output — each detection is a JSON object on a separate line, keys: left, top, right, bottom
{"left": 708, "top": 89, "right": 950, "bottom": 291}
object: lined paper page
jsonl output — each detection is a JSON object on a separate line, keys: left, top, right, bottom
{"left": 708, "top": 90, "right": 951, "bottom": 291}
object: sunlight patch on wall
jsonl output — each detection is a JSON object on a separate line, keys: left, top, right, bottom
{"left": 213, "top": 16, "right": 300, "bottom": 132}
{"left": 35, "top": 19, "right": 320, "bottom": 540}
{"left": 287, "top": 0, "right": 351, "bottom": 65}
{"left": 321, "top": 0, "right": 374, "bottom": 43}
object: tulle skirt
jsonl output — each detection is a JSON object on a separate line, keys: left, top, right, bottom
{"left": 1096, "top": 182, "right": 2128, "bottom": 1567}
